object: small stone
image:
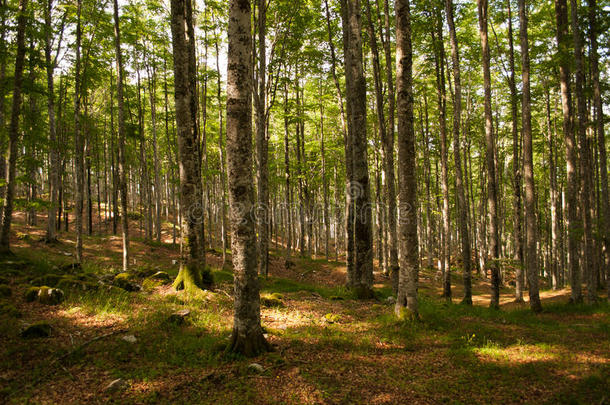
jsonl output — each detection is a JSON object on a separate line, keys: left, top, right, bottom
{"left": 385, "top": 296, "right": 396, "bottom": 305}
{"left": 247, "top": 363, "right": 264, "bottom": 374}
{"left": 38, "top": 287, "right": 65, "bottom": 305}
{"left": 121, "top": 334, "right": 137, "bottom": 343}
{"left": 104, "top": 378, "right": 128, "bottom": 393}
{"left": 20, "top": 322, "right": 52, "bottom": 338}
{"left": 168, "top": 309, "right": 191, "bottom": 325}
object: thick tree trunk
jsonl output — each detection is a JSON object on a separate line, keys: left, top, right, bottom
{"left": 445, "top": 0, "right": 472, "bottom": 305}
{"left": 394, "top": 0, "right": 419, "bottom": 319}
{"left": 554, "top": 0, "right": 581, "bottom": 303}
{"left": 477, "top": 0, "right": 500, "bottom": 309}
{"left": 518, "top": 0, "right": 542, "bottom": 312}
{"left": 342, "top": 0, "right": 374, "bottom": 298}
{"left": 170, "top": 0, "right": 207, "bottom": 292}
{"left": 226, "top": 0, "right": 270, "bottom": 357}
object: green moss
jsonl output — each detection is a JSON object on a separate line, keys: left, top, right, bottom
{"left": 25, "top": 286, "right": 41, "bottom": 302}
{"left": 30, "top": 274, "right": 63, "bottom": 287}
{"left": 57, "top": 277, "right": 98, "bottom": 292}
{"left": 113, "top": 273, "right": 140, "bottom": 292}
{"left": 0, "top": 302, "right": 21, "bottom": 318}
{"left": 323, "top": 313, "right": 342, "bottom": 323}
{"left": 142, "top": 278, "right": 164, "bottom": 290}
{"left": 261, "top": 293, "right": 284, "bottom": 308}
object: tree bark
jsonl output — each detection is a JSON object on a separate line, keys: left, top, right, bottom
{"left": 518, "top": 0, "right": 542, "bottom": 312}
{"left": 445, "top": 0, "right": 473, "bottom": 305}
{"left": 477, "top": 0, "right": 500, "bottom": 309}
{"left": 226, "top": 0, "right": 270, "bottom": 357}
{"left": 394, "top": 0, "right": 419, "bottom": 319}
{"left": 74, "top": 0, "right": 85, "bottom": 263}
{"left": 170, "top": 0, "right": 208, "bottom": 292}
{"left": 342, "top": 0, "right": 374, "bottom": 298}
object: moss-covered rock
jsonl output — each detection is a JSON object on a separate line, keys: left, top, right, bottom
{"left": 142, "top": 278, "right": 164, "bottom": 290}
{"left": 323, "top": 313, "right": 341, "bottom": 324}
{"left": 149, "top": 271, "right": 171, "bottom": 283}
{"left": 20, "top": 322, "right": 52, "bottom": 338}
{"left": 261, "top": 293, "right": 285, "bottom": 308}
{"left": 37, "top": 287, "right": 65, "bottom": 305}
{"left": 56, "top": 277, "right": 98, "bottom": 292}
{"left": 113, "top": 273, "right": 141, "bottom": 292}
{"left": 25, "top": 286, "right": 65, "bottom": 305}
{"left": 25, "top": 286, "right": 41, "bottom": 302}
{"left": 0, "top": 284, "right": 11, "bottom": 298}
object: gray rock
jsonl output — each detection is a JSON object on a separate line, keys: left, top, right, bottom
{"left": 168, "top": 309, "right": 191, "bottom": 325}
{"left": 385, "top": 296, "right": 396, "bottom": 305}
{"left": 247, "top": 363, "right": 264, "bottom": 374}
{"left": 121, "top": 334, "right": 137, "bottom": 343}
{"left": 104, "top": 378, "right": 128, "bottom": 393}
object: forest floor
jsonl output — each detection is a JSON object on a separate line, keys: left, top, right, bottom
{"left": 0, "top": 212, "right": 608, "bottom": 404}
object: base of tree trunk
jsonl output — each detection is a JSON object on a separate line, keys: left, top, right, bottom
{"left": 43, "top": 236, "right": 59, "bottom": 244}
{"left": 172, "top": 262, "right": 212, "bottom": 292}
{"left": 529, "top": 300, "right": 543, "bottom": 313}
{"left": 513, "top": 297, "right": 525, "bottom": 304}
{"left": 461, "top": 296, "right": 473, "bottom": 305}
{"left": 226, "top": 327, "right": 272, "bottom": 357}
{"left": 394, "top": 304, "right": 420, "bottom": 321}
{"left": 352, "top": 284, "right": 375, "bottom": 299}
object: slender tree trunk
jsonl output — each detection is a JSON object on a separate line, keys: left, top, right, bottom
{"left": 170, "top": 0, "right": 207, "bottom": 291}
{"left": 113, "top": 0, "right": 129, "bottom": 271}
{"left": 570, "top": 0, "right": 595, "bottom": 303}
{"left": 74, "top": 0, "right": 85, "bottom": 263}
{"left": 477, "top": 0, "right": 500, "bottom": 309}
{"left": 506, "top": 0, "right": 525, "bottom": 301}
{"left": 394, "top": 0, "right": 419, "bottom": 319}
{"left": 255, "top": 0, "right": 269, "bottom": 276}
{"left": 588, "top": 0, "right": 609, "bottom": 302}
{"left": 214, "top": 28, "right": 228, "bottom": 267}
{"left": 445, "top": 0, "right": 472, "bottom": 305}
{"left": 519, "top": 0, "right": 542, "bottom": 312}
{"left": 147, "top": 56, "right": 162, "bottom": 243}
{"left": 545, "top": 85, "right": 561, "bottom": 290}
{"left": 226, "top": 0, "right": 269, "bottom": 357}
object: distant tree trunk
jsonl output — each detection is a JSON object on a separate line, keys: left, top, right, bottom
{"left": 394, "top": 0, "right": 419, "bottom": 319}
{"left": 214, "top": 28, "right": 228, "bottom": 267}
{"left": 255, "top": 0, "right": 269, "bottom": 276}
{"left": 570, "top": 0, "right": 595, "bottom": 303}
{"left": 545, "top": 85, "right": 561, "bottom": 290}
{"left": 518, "top": 0, "right": 542, "bottom": 312}
{"left": 380, "top": 0, "right": 399, "bottom": 286}
{"left": 555, "top": 0, "right": 581, "bottom": 303}
{"left": 283, "top": 83, "right": 292, "bottom": 259}
{"left": 0, "top": 0, "right": 7, "bottom": 224}
{"left": 44, "top": 0, "right": 60, "bottom": 242}
{"left": 445, "top": 0, "right": 472, "bottom": 305}
{"left": 342, "top": 0, "right": 374, "bottom": 298}
{"left": 226, "top": 0, "right": 269, "bottom": 357}
{"left": 146, "top": 54, "right": 162, "bottom": 243}
{"left": 170, "top": 0, "right": 207, "bottom": 292}
{"left": 477, "top": 0, "right": 500, "bottom": 309}
{"left": 588, "top": 0, "right": 609, "bottom": 302}
{"left": 431, "top": 14, "right": 450, "bottom": 297}
{"left": 113, "top": 0, "right": 129, "bottom": 271}
{"left": 74, "top": 0, "right": 85, "bottom": 263}
{"left": 506, "top": 0, "right": 524, "bottom": 301}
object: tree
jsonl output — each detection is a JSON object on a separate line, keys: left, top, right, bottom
{"left": 0, "top": 0, "right": 28, "bottom": 253}
{"left": 226, "top": 0, "right": 270, "bottom": 356}
{"left": 554, "top": 0, "right": 581, "bottom": 303}
{"left": 394, "top": 0, "right": 418, "bottom": 319}
{"left": 477, "top": 0, "right": 500, "bottom": 308}
{"left": 170, "top": 0, "right": 207, "bottom": 292}
{"left": 342, "top": 0, "right": 374, "bottom": 298}
{"left": 445, "top": 0, "right": 473, "bottom": 305}
{"left": 518, "top": 0, "right": 542, "bottom": 312}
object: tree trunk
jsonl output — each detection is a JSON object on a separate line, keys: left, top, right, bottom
{"left": 445, "top": 0, "right": 472, "bottom": 305}
{"left": 518, "top": 0, "right": 542, "bottom": 312}
{"left": 113, "top": 0, "right": 129, "bottom": 272}
{"left": 394, "top": 0, "right": 419, "bottom": 319}
{"left": 477, "top": 0, "right": 500, "bottom": 309}
{"left": 342, "top": 0, "right": 374, "bottom": 298}
{"left": 255, "top": 0, "right": 269, "bottom": 276}
{"left": 74, "top": 0, "right": 85, "bottom": 263}
{"left": 588, "top": 0, "right": 609, "bottom": 302}
{"left": 170, "top": 0, "right": 207, "bottom": 292}
{"left": 226, "top": 0, "right": 269, "bottom": 357}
